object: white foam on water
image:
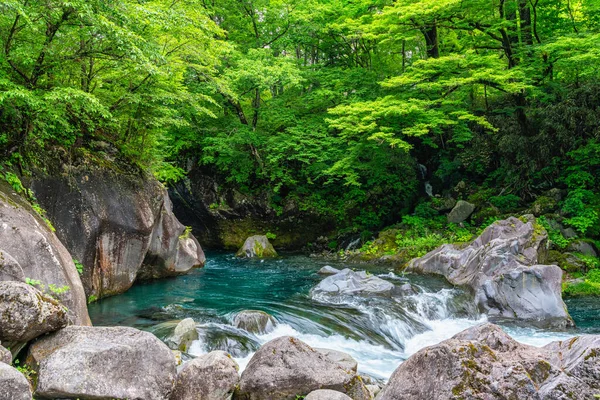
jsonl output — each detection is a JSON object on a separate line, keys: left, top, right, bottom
{"left": 186, "top": 285, "right": 579, "bottom": 381}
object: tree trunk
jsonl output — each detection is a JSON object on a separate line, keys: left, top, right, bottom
{"left": 422, "top": 22, "right": 439, "bottom": 58}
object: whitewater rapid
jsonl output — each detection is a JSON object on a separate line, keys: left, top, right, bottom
{"left": 187, "top": 280, "right": 575, "bottom": 380}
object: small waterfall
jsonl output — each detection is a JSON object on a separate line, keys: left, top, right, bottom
{"left": 417, "top": 164, "right": 433, "bottom": 197}
{"left": 345, "top": 237, "right": 362, "bottom": 251}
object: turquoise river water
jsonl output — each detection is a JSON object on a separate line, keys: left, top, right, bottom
{"left": 89, "top": 253, "right": 600, "bottom": 380}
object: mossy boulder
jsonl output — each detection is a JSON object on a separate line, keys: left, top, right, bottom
{"left": 236, "top": 236, "right": 278, "bottom": 258}
{"left": 531, "top": 195, "right": 558, "bottom": 216}
{"left": 378, "top": 323, "right": 600, "bottom": 400}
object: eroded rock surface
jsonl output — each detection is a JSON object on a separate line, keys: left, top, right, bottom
{"left": 377, "top": 323, "right": 600, "bottom": 400}
{"left": 31, "top": 165, "right": 205, "bottom": 299}
{"left": 27, "top": 326, "right": 177, "bottom": 400}
{"left": 407, "top": 217, "right": 572, "bottom": 328}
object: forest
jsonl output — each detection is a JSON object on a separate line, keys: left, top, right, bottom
{"left": 0, "top": 0, "right": 598, "bottom": 260}
{"left": 2, "top": 2, "right": 600, "bottom": 399}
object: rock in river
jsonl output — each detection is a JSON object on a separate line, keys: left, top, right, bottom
{"left": 0, "top": 362, "right": 32, "bottom": 400}
{"left": 164, "top": 318, "right": 199, "bottom": 352}
{"left": 234, "top": 336, "right": 370, "bottom": 400}
{"left": 317, "top": 265, "right": 341, "bottom": 275}
{"left": 236, "top": 235, "right": 278, "bottom": 258}
{"left": 377, "top": 323, "right": 600, "bottom": 400}
{"left": 171, "top": 350, "right": 239, "bottom": 400}
{"left": 27, "top": 326, "right": 176, "bottom": 400}
{"left": 0, "top": 281, "right": 68, "bottom": 345}
{"left": 0, "top": 181, "right": 90, "bottom": 326}
{"left": 407, "top": 217, "right": 573, "bottom": 328}
{"left": 233, "top": 310, "right": 277, "bottom": 334}
{"left": 311, "top": 268, "right": 395, "bottom": 298}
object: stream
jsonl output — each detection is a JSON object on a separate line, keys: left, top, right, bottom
{"left": 89, "top": 253, "right": 600, "bottom": 381}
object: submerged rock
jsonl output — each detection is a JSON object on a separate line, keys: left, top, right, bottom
{"left": 317, "top": 265, "right": 341, "bottom": 275}
{"left": 0, "top": 281, "right": 68, "bottom": 345}
{"left": 447, "top": 200, "right": 475, "bottom": 223}
{"left": 27, "top": 326, "right": 176, "bottom": 400}
{"left": 378, "top": 323, "right": 600, "bottom": 400}
{"left": 407, "top": 217, "right": 573, "bottom": 328}
{"left": 31, "top": 165, "right": 205, "bottom": 300}
{"left": 233, "top": 310, "right": 277, "bottom": 334}
{"left": 165, "top": 318, "right": 199, "bottom": 352}
{"left": 311, "top": 268, "right": 395, "bottom": 298}
{"left": 234, "top": 336, "right": 370, "bottom": 400}
{"left": 0, "top": 182, "right": 90, "bottom": 326}
{"left": 236, "top": 235, "right": 277, "bottom": 258}
{"left": 305, "top": 390, "right": 352, "bottom": 400}
{"left": 171, "top": 351, "right": 239, "bottom": 400}
{"left": 0, "top": 362, "right": 32, "bottom": 400}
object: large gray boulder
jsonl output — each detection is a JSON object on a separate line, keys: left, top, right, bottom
{"left": 236, "top": 235, "right": 277, "bottom": 258}
{"left": 0, "top": 281, "right": 68, "bottom": 346}
{"left": 233, "top": 310, "right": 277, "bottom": 334}
{"left": 311, "top": 269, "right": 395, "bottom": 299}
{"left": 447, "top": 200, "right": 475, "bottom": 223}
{"left": 0, "top": 362, "right": 32, "bottom": 400}
{"left": 0, "top": 182, "right": 90, "bottom": 326}
{"left": 305, "top": 390, "right": 352, "bottom": 400}
{"left": 234, "top": 336, "right": 370, "bottom": 400}
{"left": 407, "top": 217, "right": 573, "bottom": 328}
{"left": 31, "top": 163, "right": 205, "bottom": 300}
{"left": 171, "top": 350, "right": 239, "bottom": 400}
{"left": 165, "top": 318, "right": 199, "bottom": 352}
{"left": 377, "top": 323, "right": 600, "bottom": 400}
{"left": 27, "top": 326, "right": 177, "bottom": 400}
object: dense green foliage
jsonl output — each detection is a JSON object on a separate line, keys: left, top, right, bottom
{"left": 0, "top": 0, "right": 599, "bottom": 240}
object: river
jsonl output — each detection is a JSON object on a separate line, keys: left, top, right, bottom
{"left": 89, "top": 253, "right": 600, "bottom": 380}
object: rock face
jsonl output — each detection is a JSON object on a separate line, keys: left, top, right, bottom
{"left": 234, "top": 336, "right": 370, "bottom": 400}
{"left": 0, "top": 363, "right": 32, "bottom": 400}
{"left": 447, "top": 200, "right": 475, "bottom": 223}
{"left": 171, "top": 351, "right": 239, "bottom": 400}
{"left": 0, "top": 281, "right": 68, "bottom": 345}
{"left": 236, "top": 235, "right": 277, "bottom": 258}
{"left": 27, "top": 326, "right": 177, "bottom": 400}
{"left": 407, "top": 217, "right": 573, "bottom": 328}
{"left": 0, "top": 182, "right": 90, "bottom": 326}
{"left": 165, "top": 318, "right": 199, "bottom": 352}
{"left": 169, "top": 167, "right": 335, "bottom": 250}
{"left": 305, "top": 390, "right": 352, "bottom": 400}
{"left": 311, "top": 269, "right": 395, "bottom": 298}
{"left": 377, "top": 323, "right": 600, "bottom": 400}
{"left": 31, "top": 164, "right": 205, "bottom": 299}
{"left": 233, "top": 310, "right": 277, "bottom": 334}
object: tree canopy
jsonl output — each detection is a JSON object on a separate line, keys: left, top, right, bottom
{"left": 1, "top": 0, "right": 599, "bottom": 234}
